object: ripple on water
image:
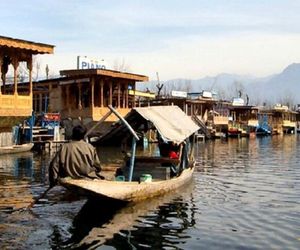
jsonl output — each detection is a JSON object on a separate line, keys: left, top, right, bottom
{"left": 193, "top": 136, "right": 300, "bottom": 249}
{"left": 1, "top": 136, "right": 300, "bottom": 249}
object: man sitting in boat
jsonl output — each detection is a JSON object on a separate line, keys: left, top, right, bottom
{"left": 48, "top": 125, "right": 103, "bottom": 187}
{"left": 159, "top": 141, "right": 180, "bottom": 176}
{"left": 159, "top": 141, "right": 180, "bottom": 159}
{"left": 169, "top": 142, "right": 180, "bottom": 159}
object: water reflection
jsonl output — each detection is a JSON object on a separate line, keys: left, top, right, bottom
{"left": 108, "top": 196, "right": 197, "bottom": 249}
{"left": 1, "top": 136, "right": 300, "bottom": 249}
{"left": 0, "top": 151, "right": 52, "bottom": 213}
{"left": 197, "top": 135, "right": 299, "bottom": 172}
{"left": 194, "top": 135, "right": 300, "bottom": 249}
{"left": 0, "top": 152, "right": 35, "bottom": 211}
{"left": 0, "top": 152, "right": 34, "bottom": 180}
{"left": 49, "top": 183, "right": 196, "bottom": 249}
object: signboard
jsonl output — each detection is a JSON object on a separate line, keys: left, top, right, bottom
{"left": 77, "top": 56, "right": 107, "bottom": 70}
{"left": 128, "top": 90, "right": 155, "bottom": 98}
{"left": 171, "top": 90, "right": 187, "bottom": 98}
{"left": 232, "top": 98, "right": 245, "bottom": 106}
{"left": 202, "top": 91, "right": 213, "bottom": 98}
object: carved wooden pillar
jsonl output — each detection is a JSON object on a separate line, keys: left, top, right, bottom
{"left": 122, "top": 85, "right": 125, "bottom": 108}
{"left": 12, "top": 57, "right": 19, "bottom": 95}
{"left": 109, "top": 81, "right": 112, "bottom": 106}
{"left": 100, "top": 79, "right": 104, "bottom": 107}
{"left": 125, "top": 82, "right": 128, "bottom": 108}
{"left": 200, "top": 105, "right": 202, "bottom": 117}
{"left": 33, "top": 94, "right": 36, "bottom": 111}
{"left": 1, "top": 55, "right": 10, "bottom": 94}
{"left": 91, "top": 77, "right": 95, "bottom": 109}
{"left": 133, "top": 82, "right": 136, "bottom": 107}
{"left": 78, "top": 82, "right": 82, "bottom": 110}
{"left": 47, "top": 82, "right": 52, "bottom": 112}
{"left": 117, "top": 82, "right": 121, "bottom": 108}
{"left": 66, "top": 85, "right": 70, "bottom": 113}
{"left": 27, "top": 57, "right": 33, "bottom": 96}
{"left": 39, "top": 93, "right": 43, "bottom": 112}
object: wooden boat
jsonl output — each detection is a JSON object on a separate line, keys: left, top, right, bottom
{"left": 60, "top": 164, "right": 194, "bottom": 202}
{"left": 59, "top": 105, "right": 199, "bottom": 203}
{"left": 0, "top": 143, "right": 34, "bottom": 155}
{"left": 255, "top": 126, "right": 271, "bottom": 136}
{"left": 227, "top": 126, "right": 241, "bottom": 137}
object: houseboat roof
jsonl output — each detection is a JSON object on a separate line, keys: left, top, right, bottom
{"left": 0, "top": 35, "right": 54, "bottom": 54}
{"left": 229, "top": 105, "right": 256, "bottom": 110}
{"left": 60, "top": 69, "right": 149, "bottom": 82}
{"left": 97, "top": 105, "right": 200, "bottom": 144}
{"left": 258, "top": 107, "right": 298, "bottom": 114}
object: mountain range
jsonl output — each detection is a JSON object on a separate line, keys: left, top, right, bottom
{"left": 138, "top": 63, "right": 300, "bottom": 107}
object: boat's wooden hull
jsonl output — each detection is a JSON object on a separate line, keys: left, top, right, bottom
{"left": 59, "top": 166, "right": 194, "bottom": 203}
{"left": 0, "top": 143, "right": 34, "bottom": 155}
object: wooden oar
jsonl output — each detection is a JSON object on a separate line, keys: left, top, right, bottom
{"left": 84, "top": 109, "right": 113, "bottom": 141}
{"left": 26, "top": 185, "right": 53, "bottom": 210}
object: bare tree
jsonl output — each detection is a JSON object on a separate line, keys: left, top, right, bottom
{"left": 113, "top": 58, "right": 131, "bottom": 72}
{"left": 163, "top": 79, "right": 192, "bottom": 95}
{"left": 251, "top": 94, "right": 262, "bottom": 106}
{"left": 277, "top": 91, "right": 295, "bottom": 109}
{"left": 176, "top": 79, "right": 192, "bottom": 92}
{"left": 215, "top": 86, "right": 228, "bottom": 101}
{"left": 17, "top": 56, "right": 41, "bottom": 82}
{"left": 230, "top": 80, "right": 245, "bottom": 98}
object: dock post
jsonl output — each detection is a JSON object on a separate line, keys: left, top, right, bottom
{"left": 29, "top": 111, "right": 34, "bottom": 143}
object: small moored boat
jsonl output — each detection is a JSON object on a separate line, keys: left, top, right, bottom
{"left": 59, "top": 105, "right": 200, "bottom": 203}
{"left": 0, "top": 143, "right": 34, "bottom": 155}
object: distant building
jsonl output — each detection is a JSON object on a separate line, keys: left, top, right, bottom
{"left": 30, "top": 68, "right": 149, "bottom": 138}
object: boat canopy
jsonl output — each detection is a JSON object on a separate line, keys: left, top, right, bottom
{"left": 96, "top": 105, "right": 200, "bottom": 145}
{"left": 134, "top": 106, "right": 199, "bottom": 143}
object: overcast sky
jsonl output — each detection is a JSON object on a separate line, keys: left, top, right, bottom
{"left": 1, "top": 0, "right": 300, "bottom": 81}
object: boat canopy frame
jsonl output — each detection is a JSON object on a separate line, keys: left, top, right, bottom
{"left": 88, "top": 105, "right": 199, "bottom": 182}
{"left": 97, "top": 105, "right": 200, "bottom": 145}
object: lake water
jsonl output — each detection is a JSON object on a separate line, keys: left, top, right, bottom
{"left": 0, "top": 135, "right": 299, "bottom": 249}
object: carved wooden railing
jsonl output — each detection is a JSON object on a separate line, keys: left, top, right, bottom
{"left": 283, "top": 120, "right": 296, "bottom": 127}
{"left": 92, "top": 107, "right": 130, "bottom": 122}
{"left": 214, "top": 116, "right": 229, "bottom": 125}
{"left": 60, "top": 106, "right": 131, "bottom": 122}
{"left": 248, "top": 119, "right": 259, "bottom": 127}
{"left": 0, "top": 94, "right": 32, "bottom": 116}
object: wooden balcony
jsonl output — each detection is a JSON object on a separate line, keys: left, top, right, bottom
{"left": 214, "top": 116, "right": 229, "bottom": 125}
{"left": 60, "top": 106, "right": 131, "bottom": 122}
{"left": 283, "top": 120, "right": 296, "bottom": 128}
{"left": 0, "top": 94, "right": 32, "bottom": 116}
{"left": 0, "top": 94, "right": 32, "bottom": 131}
{"left": 92, "top": 107, "right": 130, "bottom": 122}
{"left": 248, "top": 119, "right": 259, "bottom": 127}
